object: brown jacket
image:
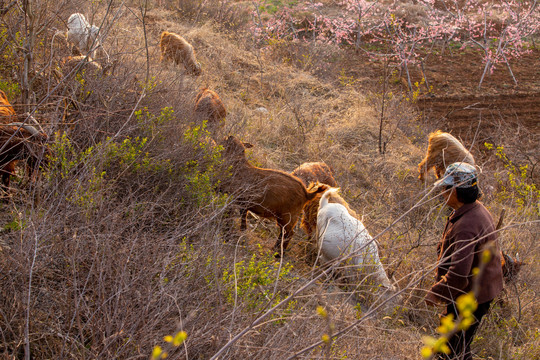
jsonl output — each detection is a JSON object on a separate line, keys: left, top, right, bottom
{"left": 431, "top": 201, "right": 504, "bottom": 304}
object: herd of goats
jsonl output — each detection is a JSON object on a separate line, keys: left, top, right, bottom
{"left": 0, "top": 13, "right": 521, "bottom": 302}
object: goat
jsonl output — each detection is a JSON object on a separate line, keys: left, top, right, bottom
{"left": 159, "top": 31, "right": 201, "bottom": 76}
{"left": 0, "top": 90, "right": 45, "bottom": 133}
{"left": 0, "top": 90, "right": 44, "bottom": 132}
{"left": 500, "top": 251, "right": 523, "bottom": 283}
{"left": 317, "top": 187, "right": 395, "bottom": 294}
{"left": 0, "top": 90, "right": 17, "bottom": 122}
{"left": 195, "top": 88, "right": 226, "bottom": 125}
{"left": 67, "top": 13, "right": 107, "bottom": 60}
{"left": 62, "top": 55, "right": 103, "bottom": 77}
{"left": 291, "top": 161, "right": 337, "bottom": 188}
{"left": 418, "top": 130, "right": 475, "bottom": 182}
{"left": 0, "top": 92, "right": 47, "bottom": 191}
{"left": 301, "top": 182, "right": 356, "bottom": 238}
{"left": 0, "top": 92, "right": 43, "bottom": 131}
{"left": 219, "top": 135, "right": 326, "bottom": 254}
{"left": 293, "top": 162, "right": 338, "bottom": 237}
{"left": 0, "top": 123, "right": 49, "bottom": 193}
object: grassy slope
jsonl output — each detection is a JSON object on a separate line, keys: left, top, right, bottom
{"left": 0, "top": 2, "right": 537, "bottom": 359}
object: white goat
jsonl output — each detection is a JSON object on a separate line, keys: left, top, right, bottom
{"left": 316, "top": 188, "right": 395, "bottom": 293}
{"left": 67, "top": 13, "right": 107, "bottom": 60}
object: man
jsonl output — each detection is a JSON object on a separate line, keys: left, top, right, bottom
{"left": 425, "top": 162, "right": 504, "bottom": 360}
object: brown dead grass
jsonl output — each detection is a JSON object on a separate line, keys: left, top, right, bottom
{"left": 0, "top": 2, "right": 537, "bottom": 360}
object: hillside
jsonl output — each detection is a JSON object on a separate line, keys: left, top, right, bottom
{"left": 0, "top": 1, "right": 538, "bottom": 359}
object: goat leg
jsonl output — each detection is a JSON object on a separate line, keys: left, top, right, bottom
{"left": 239, "top": 208, "right": 248, "bottom": 231}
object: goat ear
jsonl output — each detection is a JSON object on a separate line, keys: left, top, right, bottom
{"left": 242, "top": 142, "right": 254, "bottom": 149}
{"left": 313, "top": 182, "right": 325, "bottom": 190}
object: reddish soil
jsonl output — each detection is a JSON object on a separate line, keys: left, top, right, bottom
{"left": 414, "top": 49, "right": 540, "bottom": 138}
{"left": 414, "top": 48, "right": 539, "bottom": 177}
{"left": 338, "top": 47, "right": 539, "bottom": 174}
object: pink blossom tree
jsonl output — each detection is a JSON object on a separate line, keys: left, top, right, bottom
{"left": 251, "top": 0, "right": 539, "bottom": 90}
{"left": 449, "top": 0, "right": 539, "bottom": 88}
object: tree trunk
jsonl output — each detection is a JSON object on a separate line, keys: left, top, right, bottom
{"left": 21, "top": 0, "right": 36, "bottom": 113}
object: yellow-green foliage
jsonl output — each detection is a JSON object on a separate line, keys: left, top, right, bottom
{"left": 338, "top": 68, "right": 357, "bottom": 87}
{"left": 135, "top": 105, "right": 174, "bottom": 138}
{"left": 151, "top": 330, "right": 188, "bottom": 360}
{"left": 164, "top": 238, "right": 196, "bottom": 283}
{"left": 485, "top": 142, "right": 540, "bottom": 216}
{"left": 135, "top": 107, "right": 224, "bottom": 207}
{"left": 105, "top": 136, "right": 158, "bottom": 171}
{"left": 0, "top": 26, "right": 21, "bottom": 75}
{"left": 421, "top": 292, "right": 478, "bottom": 358}
{"left": 316, "top": 305, "right": 348, "bottom": 358}
{"left": 50, "top": 133, "right": 160, "bottom": 178}
{"left": 47, "top": 132, "right": 171, "bottom": 211}
{"left": 221, "top": 245, "right": 298, "bottom": 311}
{"left": 421, "top": 250, "right": 496, "bottom": 359}
{"left": 406, "top": 77, "right": 432, "bottom": 103}
{"left": 138, "top": 76, "right": 160, "bottom": 93}
{"left": 67, "top": 167, "right": 106, "bottom": 211}
{"left": 182, "top": 122, "right": 224, "bottom": 207}
{"left": 46, "top": 132, "right": 95, "bottom": 180}
{"left": 474, "top": 303, "right": 540, "bottom": 359}
{"left": 47, "top": 132, "right": 104, "bottom": 211}
{"left": 0, "top": 79, "right": 20, "bottom": 98}
{"left": 2, "top": 211, "right": 25, "bottom": 232}
{"left": 258, "top": 0, "right": 291, "bottom": 16}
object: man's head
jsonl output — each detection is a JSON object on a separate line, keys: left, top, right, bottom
{"left": 435, "top": 162, "right": 480, "bottom": 206}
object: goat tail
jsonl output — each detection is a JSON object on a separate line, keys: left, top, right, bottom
{"left": 318, "top": 187, "right": 339, "bottom": 208}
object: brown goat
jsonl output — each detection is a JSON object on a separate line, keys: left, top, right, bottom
{"left": 0, "top": 92, "right": 18, "bottom": 188}
{"left": 291, "top": 161, "right": 337, "bottom": 188}
{"left": 418, "top": 130, "right": 475, "bottom": 182}
{"left": 291, "top": 162, "right": 338, "bottom": 238}
{"left": 0, "top": 90, "right": 17, "bottom": 122}
{"left": 0, "top": 125, "right": 49, "bottom": 193}
{"left": 159, "top": 31, "right": 201, "bottom": 76}
{"left": 500, "top": 251, "right": 523, "bottom": 283}
{"left": 0, "top": 93, "right": 48, "bottom": 192}
{"left": 194, "top": 88, "right": 227, "bottom": 125}
{"left": 62, "top": 55, "right": 103, "bottom": 78}
{"left": 219, "top": 135, "right": 326, "bottom": 254}
{"left": 300, "top": 182, "right": 357, "bottom": 238}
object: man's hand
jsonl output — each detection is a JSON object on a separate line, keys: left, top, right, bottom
{"left": 425, "top": 291, "right": 443, "bottom": 307}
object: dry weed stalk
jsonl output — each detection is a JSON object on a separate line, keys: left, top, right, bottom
{"left": 0, "top": 3, "right": 537, "bottom": 360}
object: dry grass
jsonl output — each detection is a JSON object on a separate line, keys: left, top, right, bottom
{"left": 0, "top": 1, "right": 538, "bottom": 359}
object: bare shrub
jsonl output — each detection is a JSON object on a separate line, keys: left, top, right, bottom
{"left": 0, "top": 3, "right": 537, "bottom": 360}
{"left": 175, "top": 0, "right": 250, "bottom": 30}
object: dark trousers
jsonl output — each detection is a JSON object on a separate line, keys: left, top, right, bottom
{"left": 438, "top": 300, "right": 493, "bottom": 360}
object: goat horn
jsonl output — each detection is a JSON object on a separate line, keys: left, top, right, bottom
{"left": 5, "top": 122, "right": 41, "bottom": 136}
{"left": 516, "top": 253, "right": 520, "bottom": 262}
{"left": 22, "top": 113, "right": 45, "bottom": 133}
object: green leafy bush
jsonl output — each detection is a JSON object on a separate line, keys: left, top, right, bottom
{"left": 485, "top": 143, "right": 539, "bottom": 216}
{"left": 181, "top": 122, "right": 224, "bottom": 207}
{"left": 221, "top": 245, "right": 298, "bottom": 311}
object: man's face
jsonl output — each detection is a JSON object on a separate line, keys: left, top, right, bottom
{"left": 441, "top": 185, "right": 461, "bottom": 209}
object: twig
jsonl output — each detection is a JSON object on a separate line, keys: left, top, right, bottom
{"left": 24, "top": 222, "right": 39, "bottom": 360}
{"left": 139, "top": 0, "right": 150, "bottom": 84}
